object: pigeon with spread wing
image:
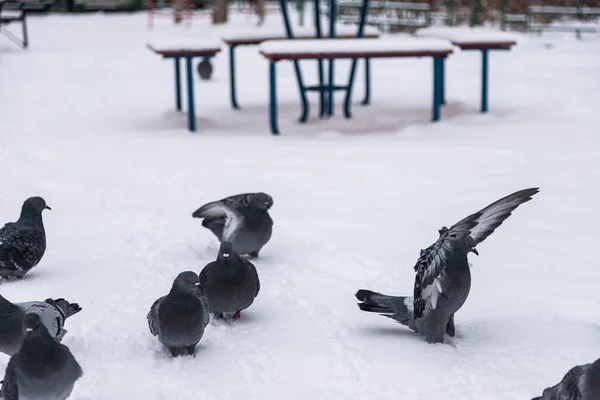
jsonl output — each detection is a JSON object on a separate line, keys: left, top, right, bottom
{"left": 355, "top": 188, "right": 539, "bottom": 344}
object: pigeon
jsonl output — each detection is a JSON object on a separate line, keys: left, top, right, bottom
{"left": 0, "top": 197, "right": 51, "bottom": 279}
{"left": 197, "top": 59, "right": 213, "bottom": 80}
{"left": 199, "top": 241, "right": 260, "bottom": 321}
{"left": 0, "top": 295, "right": 82, "bottom": 355}
{"left": 147, "top": 271, "right": 210, "bottom": 357}
{"left": 355, "top": 188, "right": 539, "bottom": 344}
{"left": 192, "top": 192, "right": 273, "bottom": 258}
{"left": 0, "top": 313, "right": 83, "bottom": 400}
{"left": 532, "top": 358, "right": 600, "bottom": 400}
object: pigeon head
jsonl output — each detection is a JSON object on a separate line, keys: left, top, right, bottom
{"left": 23, "top": 313, "right": 45, "bottom": 338}
{"left": 217, "top": 241, "right": 235, "bottom": 262}
{"left": 22, "top": 197, "right": 51, "bottom": 214}
{"left": 250, "top": 193, "right": 273, "bottom": 211}
{"left": 173, "top": 271, "right": 201, "bottom": 295}
{"left": 459, "top": 236, "right": 479, "bottom": 256}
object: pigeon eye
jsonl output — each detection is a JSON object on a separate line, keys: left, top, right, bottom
{"left": 185, "top": 278, "right": 191, "bottom": 283}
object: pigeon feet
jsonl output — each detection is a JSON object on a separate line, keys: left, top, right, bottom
{"left": 233, "top": 311, "right": 241, "bottom": 320}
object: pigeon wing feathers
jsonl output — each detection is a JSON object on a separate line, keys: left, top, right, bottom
{"left": 465, "top": 188, "right": 539, "bottom": 246}
{"left": 147, "top": 296, "right": 164, "bottom": 337}
{"left": 413, "top": 215, "right": 480, "bottom": 319}
{"left": 192, "top": 193, "right": 254, "bottom": 219}
{"left": 243, "top": 259, "right": 260, "bottom": 297}
{"left": 1, "top": 359, "right": 19, "bottom": 400}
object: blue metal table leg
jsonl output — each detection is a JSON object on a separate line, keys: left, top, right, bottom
{"left": 318, "top": 59, "right": 327, "bottom": 117}
{"left": 174, "top": 57, "right": 182, "bottom": 111}
{"left": 294, "top": 60, "right": 310, "bottom": 123}
{"left": 481, "top": 48, "right": 489, "bottom": 113}
{"left": 362, "top": 57, "right": 371, "bottom": 105}
{"left": 328, "top": 58, "right": 335, "bottom": 116}
{"left": 432, "top": 56, "right": 442, "bottom": 122}
{"left": 268, "top": 61, "right": 280, "bottom": 135}
{"left": 343, "top": 58, "right": 359, "bottom": 118}
{"left": 440, "top": 56, "right": 446, "bottom": 105}
{"left": 229, "top": 45, "right": 240, "bottom": 109}
{"left": 185, "top": 56, "right": 196, "bottom": 132}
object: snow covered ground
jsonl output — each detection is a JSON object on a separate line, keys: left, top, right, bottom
{"left": 1, "top": 9, "right": 600, "bottom": 400}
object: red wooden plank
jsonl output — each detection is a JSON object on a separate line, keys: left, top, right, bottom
{"left": 223, "top": 33, "right": 380, "bottom": 46}
{"left": 260, "top": 49, "right": 452, "bottom": 61}
{"left": 147, "top": 44, "right": 221, "bottom": 57}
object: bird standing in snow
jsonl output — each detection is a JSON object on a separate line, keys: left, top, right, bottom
{"left": 0, "top": 295, "right": 82, "bottom": 355}
{"left": 1, "top": 313, "right": 83, "bottom": 400}
{"left": 355, "top": 188, "right": 539, "bottom": 344}
{"left": 532, "top": 358, "right": 600, "bottom": 400}
{"left": 0, "top": 197, "right": 51, "bottom": 279}
{"left": 147, "top": 271, "right": 210, "bottom": 357}
{"left": 199, "top": 241, "right": 260, "bottom": 321}
{"left": 192, "top": 192, "right": 273, "bottom": 258}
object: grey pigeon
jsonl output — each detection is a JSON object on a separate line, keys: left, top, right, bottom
{"left": 197, "top": 59, "right": 213, "bottom": 80}
{"left": 1, "top": 313, "right": 83, "bottom": 400}
{"left": 0, "top": 295, "right": 81, "bottom": 356}
{"left": 199, "top": 241, "right": 260, "bottom": 321}
{"left": 532, "top": 358, "right": 600, "bottom": 400}
{"left": 192, "top": 192, "right": 273, "bottom": 258}
{"left": 147, "top": 271, "right": 210, "bottom": 357}
{"left": 355, "top": 188, "right": 539, "bottom": 344}
{"left": 0, "top": 197, "right": 51, "bottom": 279}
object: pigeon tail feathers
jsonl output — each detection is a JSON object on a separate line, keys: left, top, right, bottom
{"left": 355, "top": 290, "right": 414, "bottom": 328}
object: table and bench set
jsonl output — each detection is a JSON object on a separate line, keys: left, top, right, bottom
{"left": 147, "top": 0, "right": 517, "bottom": 135}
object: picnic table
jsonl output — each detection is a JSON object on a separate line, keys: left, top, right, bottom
{"left": 147, "top": 40, "right": 221, "bottom": 132}
{"left": 259, "top": 37, "right": 454, "bottom": 135}
{"left": 0, "top": 0, "right": 28, "bottom": 48}
{"left": 416, "top": 27, "right": 517, "bottom": 113}
{"left": 222, "top": 24, "right": 380, "bottom": 110}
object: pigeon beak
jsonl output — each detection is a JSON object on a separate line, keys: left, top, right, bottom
{"left": 44, "top": 205, "right": 52, "bottom": 211}
{"left": 470, "top": 248, "right": 479, "bottom": 256}
{"left": 25, "top": 328, "right": 33, "bottom": 333}
{"left": 195, "top": 282, "right": 201, "bottom": 287}
{"left": 222, "top": 253, "right": 230, "bottom": 258}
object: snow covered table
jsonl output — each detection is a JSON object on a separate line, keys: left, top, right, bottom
{"left": 147, "top": 40, "right": 221, "bottom": 132}
{"left": 222, "top": 25, "right": 380, "bottom": 110}
{"left": 259, "top": 37, "right": 454, "bottom": 135}
{"left": 416, "top": 27, "right": 517, "bottom": 113}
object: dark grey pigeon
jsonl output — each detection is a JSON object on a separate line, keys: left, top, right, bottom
{"left": 147, "top": 271, "right": 209, "bottom": 357}
{"left": 199, "top": 241, "right": 260, "bottom": 321}
{"left": 532, "top": 358, "right": 600, "bottom": 400}
{"left": 355, "top": 188, "right": 539, "bottom": 344}
{"left": 1, "top": 313, "right": 83, "bottom": 400}
{"left": 0, "top": 295, "right": 82, "bottom": 356}
{"left": 192, "top": 192, "right": 273, "bottom": 258}
{"left": 0, "top": 197, "right": 51, "bottom": 279}
{"left": 197, "top": 59, "right": 213, "bottom": 80}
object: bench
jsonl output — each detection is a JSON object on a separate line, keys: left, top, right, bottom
{"left": 222, "top": 24, "right": 380, "bottom": 110}
{"left": 527, "top": 5, "right": 600, "bottom": 38}
{"left": 259, "top": 37, "right": 453, "bottom": 135}
{"left": 0, "top": 0, "right": 27, "bottom": 48}
{"left": 336, "top": 1, "right": 433, "bottom": 32}
{"left": 147, "top": 40, "right": 221, "bottom": 132}
{"left": 416, "top": 27, "right": 517, "bottom": 113}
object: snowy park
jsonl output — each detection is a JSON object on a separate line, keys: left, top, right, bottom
{"left": 1, "top": 1, "right": 600, "bottom": 399}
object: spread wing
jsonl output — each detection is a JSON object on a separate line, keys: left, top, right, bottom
{"left": 413, "top": 216, "right": 480, "bottom": 319}
{"left": 192, "top": 194, "right": 255, "bottom": 241}
{"left": 465, "top": 188, "right": 539, "bottom": 246}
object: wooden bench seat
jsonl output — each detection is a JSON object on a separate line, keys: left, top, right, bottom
{"left": 148, "top": 40, "right": 221, "bottom": 133}
{"left": 258, "top": 37, "right": 454, "bottom": 135}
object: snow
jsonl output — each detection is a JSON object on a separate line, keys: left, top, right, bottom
{"left": 223, "top": 24, "right": 380, "bottom": 41}
{"left": 416, "top": 26, "right": 519, "bottom": 45}
{"left": 2, "top": 9, "right": 600, "bottom": 400}
{"left": 259, "top": 37, "right": 453, "bottom": 55}
{"left": 147, "top": 39, "right": 221, "bottom": 53}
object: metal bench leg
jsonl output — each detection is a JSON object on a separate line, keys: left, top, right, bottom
{"left": 317, "top": 59, "right": 327, "bottom": 117}
{"left": 293, "top": 60, "right": 310, "bottom": 123}
{"left": 327, "top": 58, "right": 334, "bottom": 116}
{"left": 22, "top": 17, "right": 28, "bottom": 48}
{"left": 343, "top": 57, "right": 359, "bottom": 119}
{"left": 174, "top": 57, "right": 182, "bottom": 111}
{"left": 440, "top": 56, "right": 446, "bottom": 105}
{"left": 432, "top": 56, "right": 442, "bottom": 122}
{"left": 185, "top": 56, "right": 196, "bottom": 132}
{"left": 268, "top": 61, "right": 280, "bottom": 135}
{"left": 229, "top": 45, "right": 240, "bottom": 109}
{"left": 362, "top": 57, "right": 371, "bottom": 105}
{"left": 481, "top": 48, "right": 489, "bottom": 113}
